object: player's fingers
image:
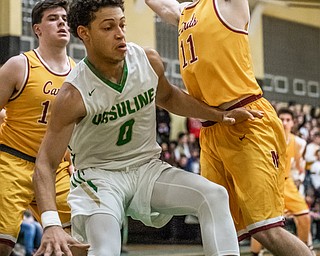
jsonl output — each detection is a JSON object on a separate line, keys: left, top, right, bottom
{"left": 249, "top": 109, "right": 264, "bottom": 119}
{"left": 43, "top": 243, "right": 54, "bottom": 256}
{"left": 223, "top": 117, "right": 235, "bottom": 125}
{"left": 59, "top": 242, "right": 73, "bottom": 256}
{"left": 33, "top": 246, "right": 45, "bottom": 256}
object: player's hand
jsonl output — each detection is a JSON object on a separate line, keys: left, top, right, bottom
{"left": 222, "top": 108, "right": 264, "bottom": 125}
{"left": 34, "top": 226, "right": 90, "bottom": 256}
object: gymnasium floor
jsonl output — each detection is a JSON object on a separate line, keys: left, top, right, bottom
{"left": 120, "top": 242, "right": 320, "bottom": 256}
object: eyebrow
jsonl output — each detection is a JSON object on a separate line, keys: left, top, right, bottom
{"left": 46, "top": 13, "right": 67, "bottom": 18}
{"left": 101, "top": 16, "right": 125, "bottom": 22}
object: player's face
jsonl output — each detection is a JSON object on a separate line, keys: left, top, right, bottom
{"left": 279, "top": 113, "right": 294, "bottom": 133}
{"left": 34, "top": 7, "right": 70, "bottom": 46}
{"left": 83, "top": 7, "right": 126, "bottom": 64}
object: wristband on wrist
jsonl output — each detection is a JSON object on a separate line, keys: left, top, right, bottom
{"left": 41, "top": 211, "right": 62, "bottom": 229}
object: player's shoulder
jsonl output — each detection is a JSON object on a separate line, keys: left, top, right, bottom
{"left": 2, "top": 54, "right": 26, "bottom": 69}
{"left": 0, "top": 54, "right": 27, "bottom": 80}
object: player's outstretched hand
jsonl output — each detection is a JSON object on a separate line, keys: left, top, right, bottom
{"left": 34, "top": 226, "right": 90, "bottom": 256}
{"left": 222, "top": 108, "right": 264, "bottom": 125}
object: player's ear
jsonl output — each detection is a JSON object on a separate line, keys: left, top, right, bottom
{"left": 33, "top": 24, "right": 41, "bottom": 37}
{"left": 77, "top": 26, "right": 89, "bottom": 41}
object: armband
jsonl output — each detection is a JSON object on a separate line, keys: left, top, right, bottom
{"left": 41, "top": 211, "right": 62, "bottom": 229}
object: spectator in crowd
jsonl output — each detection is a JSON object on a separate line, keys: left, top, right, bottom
{"left": 186, "top": 117, "right": 201, "bottom": 147}
{"left": 160, "top": 141, "right": 176, "bottom": 166}
{"left": 310, "top": 150, "right": 320, "bottom": 194}
{"left": 174, "top": 132, "right": 191, "bottom": 162}
{"left": 305, "top": 132, "right": 320, "bottom": 171}
{"left": 18, "top": 210, "right": 43, "bottom": 256}
{"left": 156, "top": 106, "right": 171, "bottom": 144}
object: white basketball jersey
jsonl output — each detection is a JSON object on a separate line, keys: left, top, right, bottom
{"left": 66, "top": 43, "right": 161, "bottom": 170}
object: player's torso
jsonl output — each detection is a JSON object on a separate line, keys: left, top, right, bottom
{"left": 178, "top": 0, "right": 262, "bottom": 106}
{"left": 68, "top": 43, "right": 161, "bottom": 170}
{"left": 0, "top": 50, "right": 74, "bottom": 157}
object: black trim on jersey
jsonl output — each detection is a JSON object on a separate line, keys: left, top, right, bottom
{"left": 0, "top": 144, "right": 36, "bottom": 163}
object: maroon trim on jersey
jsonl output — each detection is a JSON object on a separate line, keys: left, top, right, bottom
{"left": 201, "top": 94, "right": 262, "bottom": 127}
{"left": 227, "top": 94, "right": 262, "bottom": 110}
{"left": 9, "top": 54, "right": 30, "bottom": 102}
{"left": 212, "top": 0, "right": 248, "bottom": 35}
{"left": 184, "top": 0, "right": 200, "bottom": 10}
{"left": 293, "top": 212, "right": 310, "bottom": 217}
{"left": 33, "top": 49, "right": 72, "bottom": 77}
{"left": 241, "top": 221, "right": 285, "bottom": 241}
{"left": 238, "top": 221, "right": 285, "bottom": 241}
{"left": 0, "top": 238, "right": 15, "bottom": 248}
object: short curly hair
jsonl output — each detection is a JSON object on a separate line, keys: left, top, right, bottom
{"left": 68, "top": 0, "right": 125, "bottom": 39}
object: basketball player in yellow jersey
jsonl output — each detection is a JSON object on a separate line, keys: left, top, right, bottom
{"left": 251, "top": 108, "right": 314, "bottom": 255}
{"left": 145, "top": 0, "right": 312, "bottom": 255}
{"left": 0, "top": 1, "right": 84, "bottom": 255}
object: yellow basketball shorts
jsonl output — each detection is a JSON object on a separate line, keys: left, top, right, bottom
{"left": 284, "top": 177, "right": 309, "bottom": 215}
{"left": 0, "top": 151, "right": 71, "bottom": 246}
{"left": 199, "top": 97, "right": 287, "bottom": 240}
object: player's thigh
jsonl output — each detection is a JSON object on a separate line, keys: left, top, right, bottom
{"left": 151, "top": 167, "right": 227, "bottom": 215}
{"left": 0, "top": 152, "right": 34, "bottom": 240}
{"left": 30, "top": 161, "right": 71, "bottom": 224}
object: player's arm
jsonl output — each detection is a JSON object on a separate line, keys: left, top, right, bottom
{"left": 33, "top": 82, "right": 88, "bottom": 256}
{"left": 0, "top": 55, "right": 26, "bottom": 109}
{"left": 145, "top": 0, "right": 186, "bottom": 26}
{"left": 146, "top": 48, "right": 263, "bottom": 124}
{"left": 294, "top": 136, "right": 307, "bottom": 174}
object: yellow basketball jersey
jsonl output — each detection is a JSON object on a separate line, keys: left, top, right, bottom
{"left": 178, "top": 0, "right": 262, "bottom": 106}
{"left": 0, "top": 50, "right": 75, "bottom": 157}
{"left": 285, "top": 133, "right": 296, "bottom": 178}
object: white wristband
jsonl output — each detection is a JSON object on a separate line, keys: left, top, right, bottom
{"left": 41, "top": 211, "right": 62, "bottom": 229}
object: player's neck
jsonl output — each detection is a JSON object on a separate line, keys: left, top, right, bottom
{"left": 86, "top": 56, "right": 125, "bottom": 84}
{"left": 35, "top": 47, "right": 69, "bottom": 73}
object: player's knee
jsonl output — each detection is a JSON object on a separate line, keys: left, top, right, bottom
{"left": 206, "top": 184, "right": 229, "bottom": 203}
{"left": 0, "top": 243, "right": 14, "bottom": 256}
{"left": 252, "top": 226, "right": 282, "bottom": 243}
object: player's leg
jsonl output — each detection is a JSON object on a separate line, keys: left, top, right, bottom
{"left": 85, "top": 213, "right": 121, "bottom": 256}
{"left": 0, "top": 243, "right": 12, "bottom": 256}
{"left": 0, "top": 152, "right": 34, "bottom": 256}
{"left": 250, "top": 237, "right": 263, "bottom": 256}
{"left": 252, "top": 226, "right": 313, "bottom": 256}
{"left": 294, "top": 214, "right": 311, "bottom": 244}
{"left": 151, "top": 168, "right": 239, "bottom": 256}
{"left": 284, "top": 177, "right": 313, "bottom": 251}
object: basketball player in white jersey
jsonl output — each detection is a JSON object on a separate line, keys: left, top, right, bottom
{"left": 33, "top": 1, "right": 264, "bottom": 255}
